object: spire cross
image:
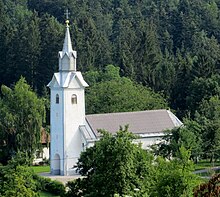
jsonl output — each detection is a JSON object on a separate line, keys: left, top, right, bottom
{"left": 64, "top": 9, "right": 70, "bottom": 27}
{"left": 64, "top": 9, "right": 70, "bottom": 20}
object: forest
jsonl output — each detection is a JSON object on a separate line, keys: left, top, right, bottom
{"left": 1, "top": 0, "right": 220, "bottom": 161}
{"left": 1, "top": 0, "right": 220, "bottom": 117}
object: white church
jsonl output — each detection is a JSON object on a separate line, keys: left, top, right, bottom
{"left": 47, "top": 20, "right": 183, "bottom": 176}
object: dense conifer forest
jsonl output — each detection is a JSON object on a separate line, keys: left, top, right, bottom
{"left": 1, "top": 0, "right": 220, "bottom": 118}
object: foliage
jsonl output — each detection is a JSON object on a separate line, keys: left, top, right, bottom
{"left": 0, "top": 158, "right": 38, "bottom": 197}
{"left": 36, "top": 14, "right": 63, "bottom": 94}
{"left": 0, "top": 153, "right": 64, "bottom": 197}
{"left": 84, "top": 64, "right": 121, "bottom": 85}
{"left": 86, "top": 65, "right": 167, "bottom": 114}
{"left": 65, "top": 179, "right": 85, "bottom": 197}
{"left": 39, "top": 191, "right": 60, "bottom": 197}
{"left": 66, "top": 126, "right": 154, "bottom": 197}
{"left": 186, "top": 75, "right": 220, "bottom": 116}
{"left": 194, "top": 160, "right": 220, "bottom": 171}
{"left": 1, "top": 0, "right": 220, "bottom": 117}
{"left": 152, "top": 147, "right": 201, "bottom": 197}
{"left": 1, "top": 0, "right": 220, "bottom": 116}
{"left": 0, "top": 77, "right": 46, "bottom": 164}
{"left": 152, "top": 119, "right": 202, "bottom": 161}
{"left": 195, "top": 96, "right": 220, "bottom": 162}
{"left": 154, "top": 94, "right": 220, "bottom": 163}
{"left": 8, "top": 151, "right": 33, "bottom": 166}
{"left": 34, "top": 175, "right": 65, "bottom": 196}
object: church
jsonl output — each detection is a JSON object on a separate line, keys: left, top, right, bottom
{"left": 47, "top": 20, "right": 182, "bottom": 176}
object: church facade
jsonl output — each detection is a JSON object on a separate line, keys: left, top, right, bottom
{"left": 48, "top": 22, "right": 182, "bottom": 176}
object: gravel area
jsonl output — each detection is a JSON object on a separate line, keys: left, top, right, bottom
{"left": 39, "top": 172, "right": 83, "bottom": 185}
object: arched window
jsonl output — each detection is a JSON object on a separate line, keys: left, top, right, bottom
{"left": 56, "top": 94, "right": 59, "bottom": 104}
{"left": 71, "top": 94, "right": 77, "bottom": 104}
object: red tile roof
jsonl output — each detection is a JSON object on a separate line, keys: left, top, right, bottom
{"left": 41, "top": 128, "right": 50, "bottom": 144}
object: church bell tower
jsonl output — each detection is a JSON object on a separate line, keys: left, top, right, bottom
{"left": 48, "top": 14, "right": 88, "bottom": 176}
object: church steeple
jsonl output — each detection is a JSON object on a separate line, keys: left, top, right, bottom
{"left": 58, "top": 12, "right": 77, "bottom": 72}
{"left": 62, "top": 25, "right": 73, "bottom": 53}
{"left": 48, "top": 9, "right": 88, "bottom": 176}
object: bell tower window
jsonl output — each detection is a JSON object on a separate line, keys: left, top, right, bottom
{"left": 56, "top": 94, "right": 59, "bottom": 104}
{"left": 71, "top": 94, "right": 77, "bottom": 104}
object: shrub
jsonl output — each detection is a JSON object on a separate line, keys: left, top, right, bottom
{"left": 65, "top": 179, "right": 85, "bottom": 197}
{"left": 34, "top": 174, "right": 66, "bottom": 196}
{"left": 0, "top": 165, "right": 38, "bottom": 197}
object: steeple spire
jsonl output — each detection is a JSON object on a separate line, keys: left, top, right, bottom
{"left": 58, "top": 9, "right": 77, "bottom": 72}
{"left": 63, "top": 9, "right": 73, "bottom": 52}
{"left": 62, "top": 9, "right": 72, "bottom": 53}
{"left": 62, "top": 24, "right": 73, "bottom": 52}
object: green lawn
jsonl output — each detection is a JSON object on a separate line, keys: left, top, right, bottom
{"left": 39, "top": 191, "right": 59, "bottom": 197}
{"left": 194, "top": 160, "right": 220, "bottom": 171}
{"left": 30, "top": 165, "right": 50, "bottom": 173}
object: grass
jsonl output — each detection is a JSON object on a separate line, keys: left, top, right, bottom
{"left": 196, "top": 169, "right": 216, "bottom": 177}
{"left": 29, "top": 165, "right": 50, "bottom": 173}
{"left": 194, "top": 160, "right": 220, "bottom": 171}
{"left": 39, "top": 191, "right": 60, "bottom": 197}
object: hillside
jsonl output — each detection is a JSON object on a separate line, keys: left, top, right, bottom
{"left": 1, "top": 0, "right": 220, "bottom": 118}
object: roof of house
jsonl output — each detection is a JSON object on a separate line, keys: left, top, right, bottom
{"left": 85, "top": 109, "right": 182, "bottom": 137}
{"left": 41, "top": 128, "right": 50, "bottom": 144}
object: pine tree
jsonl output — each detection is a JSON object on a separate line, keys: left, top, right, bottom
{"left": 135, "top": 19, "right": 162, "bottom": 88}
{"left": 36, "top": 14, "right": 63, "bottom": 94}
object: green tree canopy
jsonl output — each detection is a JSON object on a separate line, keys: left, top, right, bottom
{"left": 66, "top": 126, "right": 154, "bottom": 197}
{"left": 152, "top": 119, "right": 202, "bottom": 161}
{"left": 0, "top": 152, "right": 38, "bottom": 197}
{"left": 0, "top": 77, "right": 46, "bottom": 164}
{"left": 85, "top": 65, "right": 167, "bottom": 114}
{"left": 152, "top": 147, "right": 200, "bottom": 197}
{"left": 195, "top": 96, "right": 220, "bottom": 162}
{"left": 66, "top": 128, "right": 201, "bottom": 197}
{"left": 186, "top": 75, "right": 220, "bottom": 116}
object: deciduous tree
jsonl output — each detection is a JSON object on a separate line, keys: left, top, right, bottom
{"left": 86, "top": 65, "right": 167, "bottom": 114}
{"left": 66, "top": 126, "right": 154, "bottom": 197}
{"left": 0, "top": 77, "right": 46, "bottom": 164}
{"left": 152, "top": 147, "right": 200, "bottom": 197}
{"left": 0, "top": 152, "right": 38, "bottom": 197}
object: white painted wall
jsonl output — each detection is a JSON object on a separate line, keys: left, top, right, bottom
{"left": 33, "top": 147, "right": 49, "bottom": 165}
{"left": 134, "top": 136, "right": 163, "bottom": 149}
{"left": 63, "top": 87, "right": 86, "bottom": 175}
{"left": 49, "top": 73, "right": 87, "bottom": 175}
{"left": 82, "top": 134, "right": 164, "bottom": 153}
{"left": 42, "top": 147, "right": 49, "bottom": 159}
{"left": 50, "top": 88, "right": 64, "bottom": 175}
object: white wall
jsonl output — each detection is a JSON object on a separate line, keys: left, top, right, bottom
{"left": 134, "top": 137, "right": 163, "bottom": 149}
{"left": 63, "top": 88, "right": 86, "bottom": 175}
{"left": 50, "top": 88, "right": 64, "bottom": 175}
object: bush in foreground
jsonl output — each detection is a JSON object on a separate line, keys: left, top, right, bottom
{"left": 0, "top": 165, "right": 38, "bottom": 197}
{"left": 34, "top": 174, "right": 65, "bottom": 196}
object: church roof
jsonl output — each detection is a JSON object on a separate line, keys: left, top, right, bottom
{"left": 85, "top": 109, "right": 182, "bottom": 137}
{"left": 47, "top": 71, "right": 88, "bottom": 88}
{"left": 62, "top": 25, "right": 73, "bottom": 53}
